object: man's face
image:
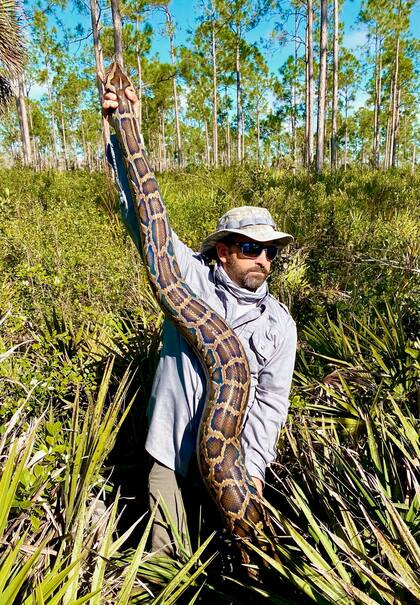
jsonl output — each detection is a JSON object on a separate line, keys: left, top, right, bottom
{"left": 215, "top": 235, "right": 276, "bottom": 291}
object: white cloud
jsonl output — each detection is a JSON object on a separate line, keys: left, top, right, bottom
{"left": 343, "top": 28, "right": 369, "bottom": 50}
{"left": 27, "top": 83, "right": 48, "bottom": 101}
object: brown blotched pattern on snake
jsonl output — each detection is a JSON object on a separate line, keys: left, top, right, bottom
{"left": 105, "top": 62, "right": 276, "bottom": 573}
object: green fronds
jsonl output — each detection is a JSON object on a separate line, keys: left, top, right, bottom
{"left": 0, "top": 0, "right": 25, "bottom": 76}
{"left": 256, "top": 301, "right": 420, "bottom": 604}
{"left": 0, "top": 356, "right": 142, "bottom": 601}
{"left": 0, "top": 1, "right": 25, "bottom": 108}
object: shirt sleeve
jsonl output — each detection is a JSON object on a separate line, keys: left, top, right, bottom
{"left": 242, "top": 314, "right": 297, "bottom": 482}
{"left": 107, "top": 134, "right": 143, "bottom": 254}
{"left": 107, "top": 134, "right": 198, "bottom": 274}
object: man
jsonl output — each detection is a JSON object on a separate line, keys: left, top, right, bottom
{"left": 104, "top": 89, "right": 297, "bottom": 557}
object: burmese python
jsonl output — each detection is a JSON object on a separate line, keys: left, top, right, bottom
{"left": 105, "top": 62, "right": 273, "bottom": 563}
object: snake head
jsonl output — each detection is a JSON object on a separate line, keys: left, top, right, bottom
{"left": 104, "top": 61, "right": 137, "bottom": 121}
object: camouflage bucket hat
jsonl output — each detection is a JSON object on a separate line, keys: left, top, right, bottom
{"left": 201, "top": 206, "right": 293, "bottom": 256}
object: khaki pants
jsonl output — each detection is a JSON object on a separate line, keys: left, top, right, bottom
{"left": 148, "top": 460, "right": 189, "bottom": 556}
{"left": 148, "top": 459, "right": 220, "bottom": 557}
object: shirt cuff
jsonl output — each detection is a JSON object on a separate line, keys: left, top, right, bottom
{"left": 245, "top": 459, "right": 266, "bottom": 483}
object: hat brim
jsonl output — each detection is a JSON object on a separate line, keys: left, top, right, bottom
{"left": 201, "top": 225, "right": 294, "bottom": 256}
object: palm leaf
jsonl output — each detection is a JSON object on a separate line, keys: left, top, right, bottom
{"left": 361, "top": 506, "right": 420, "bottom": 600}
{"left": 0, "top": 0, "right": 25, "bottom": 75}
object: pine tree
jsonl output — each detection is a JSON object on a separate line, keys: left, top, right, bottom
{"left": 316, "top": 0, "right": 328, "bottom": 173}
{"left": 217, "top": 0, "right": 271, "bottom": 163}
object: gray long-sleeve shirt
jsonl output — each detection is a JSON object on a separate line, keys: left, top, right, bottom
{"left": 145, "top": 235, "right": 297, "bottom": 481}
{"left": 107, "top": 136, "right": 297, "bottom": 482}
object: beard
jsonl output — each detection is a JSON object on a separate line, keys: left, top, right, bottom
{"left": 226, "top": 257, "right": 268, "bottom": 291}
{"left": 242, "top": 269, "right": 268, "bottom": 290}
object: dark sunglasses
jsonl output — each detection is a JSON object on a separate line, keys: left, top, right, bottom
{"left": 231, "top": 241, "right": 279, "bottom": 261}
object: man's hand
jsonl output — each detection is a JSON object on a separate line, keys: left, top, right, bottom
{"left": 102, "top": 86, "right": 139, "bottom": 118}
{"left": 251, "top": 476, "right": 264, "bottom": 497}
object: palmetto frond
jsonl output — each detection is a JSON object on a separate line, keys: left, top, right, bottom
{"left": 0, "top": 0, "right": 25, "bottom": 107}
{"left": 0, "top": 0, "right": 25, "bottom": 74}
{"left": 0, "top": 74, "right": 13, "bottom": 106}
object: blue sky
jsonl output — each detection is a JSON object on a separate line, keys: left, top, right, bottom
{"left": 27, "top": 0, "right": 419, "bottom": 112}
{"left": 82, "top": 0, "right": 368, "bottom": 70}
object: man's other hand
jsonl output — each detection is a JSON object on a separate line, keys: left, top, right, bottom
{"left": 251, "top": 476, "right": 264, "bottom": 497}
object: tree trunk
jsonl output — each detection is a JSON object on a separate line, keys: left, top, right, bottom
{"left": 392, "top": 86, "right": 401, "bottom": 167}
{"left": 87, "top": 142, "right": 92, "bottom": 171}
{"left": 90, "top": 0, "right": 110, "bottom": 161}
{"left": 204, "top": 120, "right": 210, "bottom": 166}
{"left": 15, "top": 75, "right": 32, "bottom": 166}
{"left": 59, "top": 98, "right": 69, "bottom": 170}
{"left": 291, "top": 10, "right": 298, "bottom": 167}
{"left": 136, "top": 16, "right": 143, "bottom": 132}
{"left": 136, "top": 51, "right": 143, "bottom": 132}
{"left": 389, "top": 35, "right": 400, "bottom": 168}
{"left": 27, "top": 98, "right": 38, "bottom": 168}
{"left": 402, "top": 115, "right": 407, "bottom": 162}
{"left": 305, "top": 0, "right": 314, "bottom": 168}
{"left": 235, "top": 37, "right": 242, "bottom": 163}
{"left": 157, "top": 110, "right": 162, "bottom": 171}
{"left": 384, "top": 86, "right": 392, "bottom": 168}
{"left": 44, "top": 60, "right": 58, "bottom": 168}
{"left": 110, "top": 0, "right": 124, "bottom": 66}
{"left": 164, "top": 8, "right": 183, "bottom": 168}
{"left": 316, "top": 0, "right": 328, "bottom": 173}
{"left": 136, "top": 17, "right": 143, "bottom": 133}
{"left": 256, "top": 104, "right": 260, "bottom": 165}
{"left": 241, "top": 111, "right": 245, "bottom": 160}
{"left": 331, "top": 0, "right": 339, "bottom": 168}
{"left": 48, "top": 98, "right": 58, "bottom": 166}
{"left": 227, "top": 113, "right": 231, "bottom": 167}
{"left": 344, "top": 88, "right": 349, "bottom": 169}
{"left": 97, "top": 143, "right": 102, "bottom": 170}
{"left": 160, "top": 108, "right": 167, "bottom": 171}
{"left": 373, "top": 31, "right": 382, "bottom": 167}
{"left": 276, "top": 135, "right": 281, "bottom": 167}
{"left": 212, "top": 20, "right": 218, "bottom": 167}
{"left": 144, "top": 99, "right": 152, "bottom": 158}
{"left": 384, "top": 109, "right": 392, "bottom": 168}
{"left": 81, "top": 123, "right": 87, "bottom": 167}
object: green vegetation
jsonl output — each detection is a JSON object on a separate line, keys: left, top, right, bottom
{"left": 0, "top": 165, "right": 419, "bottom": 603}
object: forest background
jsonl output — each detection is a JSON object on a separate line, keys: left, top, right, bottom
{"left": 0, "top": 1, "right": 419, "bottom": 604}
{"left": 1, "top": 0, "right": 420, "bottom": 170}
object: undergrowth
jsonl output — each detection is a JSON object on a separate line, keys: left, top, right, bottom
{"left": 0, "top": 164, "right": 418, "bottom": 603}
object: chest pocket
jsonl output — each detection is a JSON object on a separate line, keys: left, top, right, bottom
{"left": 249, "top": 329, "right": 276, "bottom": 369}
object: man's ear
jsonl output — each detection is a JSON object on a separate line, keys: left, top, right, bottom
{"left": 215, "top": 241, "right": 229, "bottom": 263}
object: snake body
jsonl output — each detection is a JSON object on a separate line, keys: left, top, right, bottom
{"left": 105, "top": 63, "right": 271, "bottom": 551}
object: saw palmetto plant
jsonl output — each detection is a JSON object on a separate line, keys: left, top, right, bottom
{"left": 0, "top": 316, "right": 218, "bottom": 604}
{"left": 0, "top": 1, "right": 25, "bottom": 108}
{"left": 0, "top": 350, "right": 143, "bottom": 603}
{"left": 252, "top": 301, "right": 419, "bottom": 604}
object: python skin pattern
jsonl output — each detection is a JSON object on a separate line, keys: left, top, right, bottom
{"left": 105, "top": 62, "right": 273, "bottom": 566}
